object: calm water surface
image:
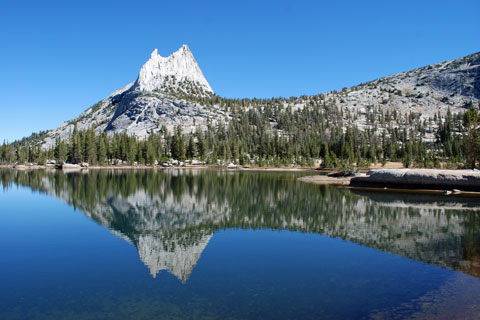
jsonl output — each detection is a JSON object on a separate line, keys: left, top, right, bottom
{"left": 1, "top": 169, "right": 480, "bottom": 319}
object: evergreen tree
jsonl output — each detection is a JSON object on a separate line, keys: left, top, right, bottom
{"left": 171, "top": 127, "right": 186, "bottom": 161}
{"left": 462, "top": 104, "right": 480, "bottom": 169}
{"left": 69, "top": 124, "right": 81, "bottom": 163}
{"left": 186, "top": 135, "right": 196, "bottom": 159}
{"left": 96, "top": 133, "right": 108, "bottom": 164}
{"left": 54, "top": 138, "right": 67, "bottom": 163}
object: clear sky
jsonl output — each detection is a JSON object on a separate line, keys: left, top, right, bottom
{"left": 0, "top": 0, "right": 478, "bottom": 142}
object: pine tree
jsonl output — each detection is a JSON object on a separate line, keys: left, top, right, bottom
{"left": 463, "top": 104, "right": 480, "bottom": 169}
{"left": 69, "top": 124, "right": 81, "bottom": 163}
{"left": 54, "top": 138, "right": 67, "bottom": 163}
{"left": 84, "top": 128, "right": 96, "bottom": 163}
{"left": 196, "top": 134, "right": 206, "bottom": 160}
{"left": 171, "top": 127, "right": 186, "bottom": 161}
{"left": 96, "top": 133, "right": 108, "bottom": 164}
{"left": 186, "top": 135, "right": 196, "bottom": 159}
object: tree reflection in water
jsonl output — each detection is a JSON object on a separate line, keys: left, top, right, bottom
{"left": 1, "top": 168, "right": 479, "bottom": 280}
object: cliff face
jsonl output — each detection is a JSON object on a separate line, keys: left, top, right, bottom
{"left": 134, "top": 45, "right": 213, "bottom": 94}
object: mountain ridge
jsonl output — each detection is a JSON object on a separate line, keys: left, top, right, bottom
{"left": 19, "top": 47, "right": 479, "bottom": 153}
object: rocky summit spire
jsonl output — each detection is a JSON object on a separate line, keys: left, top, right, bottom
{"left": 134, "top": 44, "right": 213, "bottom": 95}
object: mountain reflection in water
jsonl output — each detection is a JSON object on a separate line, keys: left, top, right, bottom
{"left": 1, "top": 168, "right": 479, "bottom": 281}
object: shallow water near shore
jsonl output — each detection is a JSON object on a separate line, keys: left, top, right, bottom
{"left": 1, "top": 168, "right": 480, "bottom": 319}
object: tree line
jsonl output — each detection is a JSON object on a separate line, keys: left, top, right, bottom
{"left": 1, "top": 97, "right": 479, "bottom": 169}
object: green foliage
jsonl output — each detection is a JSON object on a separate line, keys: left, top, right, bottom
{"left": 171, "top": 127, "right": 186, "bottom": 161}
{"left": 0, "top": 97, "right": 477, "bottom": 169}
{"left": 462, "top": 104, "right": 480, "bottom": 169}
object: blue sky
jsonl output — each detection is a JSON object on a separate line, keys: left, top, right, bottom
{"left": 0, "top": 0, "right": 478, "bottom": 142}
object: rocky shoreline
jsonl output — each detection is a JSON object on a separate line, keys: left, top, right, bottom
{"left": 299, "top": 169, "right": 480, "bottom": 193}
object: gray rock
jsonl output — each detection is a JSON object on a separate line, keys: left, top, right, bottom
{"left": 353, "top": 169, "right": 480, "bottom": 188}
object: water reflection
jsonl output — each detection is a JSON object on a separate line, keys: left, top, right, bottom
{"left": 1, "top": 168, "right": 479, "bottom": 281}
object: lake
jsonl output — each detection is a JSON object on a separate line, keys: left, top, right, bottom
{"left": 1, "top": 168, "right": 480, "bottom": 319}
